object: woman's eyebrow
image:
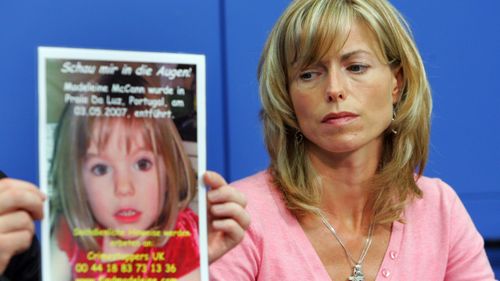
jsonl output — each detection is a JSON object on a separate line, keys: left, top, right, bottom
{"left": 340, "top": 49, "right": 372, "bottom": 61}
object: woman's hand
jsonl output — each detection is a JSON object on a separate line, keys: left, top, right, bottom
{"left": 204, "top": 171, "right": 250, "bottom": 264}
{"left": 0, "top": 178, "right": 45, "bottom": 274}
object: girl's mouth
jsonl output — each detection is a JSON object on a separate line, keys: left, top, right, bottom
{"left": 114, "top": 209, "right": 142, "bottom": 223}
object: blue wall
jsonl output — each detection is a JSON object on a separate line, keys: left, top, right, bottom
{"left": 0, "top": 0, "right": 226, "bottom": 181}
{"left": 1, "top": 0, "right": 499, "bottom": 273}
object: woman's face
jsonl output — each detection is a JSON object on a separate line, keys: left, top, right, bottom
{"left": 289, "top": 20, "right": 401, "bottom": 156}
{"left": 82, "top": 121, "right": 166, "bottom": 236}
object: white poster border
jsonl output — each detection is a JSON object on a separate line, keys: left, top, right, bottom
{"left": 38, "top": 46, "right": 208, "bottom": 281}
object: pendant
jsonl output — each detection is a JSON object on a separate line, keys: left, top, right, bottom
{"left": 348, "top": 264, "right": 365, "bottom": 281}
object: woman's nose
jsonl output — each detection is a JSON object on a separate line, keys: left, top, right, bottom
{"left": 325, "top": 70, "right": 347, "bottom": 102}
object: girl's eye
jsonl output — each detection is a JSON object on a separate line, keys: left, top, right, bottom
{"left": 90, "top": 164, "right": 110, "bottom": 176}
{"left": 134, "top": 158, "right": 153, "bottom": 171}
{"left": 346, "top": 64, "right": 369, "bottom": 74}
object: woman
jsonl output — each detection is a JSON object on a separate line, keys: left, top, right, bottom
{"left": 210, "top": 0, "right": 495, "bottom": 280}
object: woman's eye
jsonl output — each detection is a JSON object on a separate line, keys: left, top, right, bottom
{"left": 299, "top": 71, "right": 319, "bottom": 81}
{"left": 90, "top": 164, "right": 109, "bottom": 176}
{"left": 134, "top": 158, "right": 153, "bottom": 171}
{"left": 346, "top": 64, "right": 369, "bottom": 74}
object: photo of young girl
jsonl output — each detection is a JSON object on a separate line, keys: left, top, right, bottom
{"left": 49, "top": 72, "right": 202, "bottom": 281}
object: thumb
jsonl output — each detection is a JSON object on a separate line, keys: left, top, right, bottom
{"left": 203, "top": 171, "right": 227, "bottom": 191}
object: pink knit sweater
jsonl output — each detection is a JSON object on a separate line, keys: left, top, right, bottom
{"left": 210, "top": 171, "right": 495, "bottom": 281}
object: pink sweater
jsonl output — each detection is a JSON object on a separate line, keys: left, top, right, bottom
{"left": 210, "top": 171, "right": 496, "bottom": 281}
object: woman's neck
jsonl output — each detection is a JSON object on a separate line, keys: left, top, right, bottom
{"left": 306, "top": 138, "right": 382, "bottom": 233}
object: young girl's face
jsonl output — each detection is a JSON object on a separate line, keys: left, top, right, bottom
{"left": 82, "top": 121, "right": 166, "bottom": 236}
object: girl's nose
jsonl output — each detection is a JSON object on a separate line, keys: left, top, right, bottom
{"left": 114, "top": 169, "right": 134, "bottom": 196}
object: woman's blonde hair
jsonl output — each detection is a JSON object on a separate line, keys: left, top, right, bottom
{"left": 50, "top": 74, "right": 196, "bottom": 251}
{"left": 259, "top": 0, "right": 432, "bottom": 224}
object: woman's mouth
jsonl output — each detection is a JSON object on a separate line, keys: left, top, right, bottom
{"left": 114, "top": 209, "right": 142, "bottom": 223}
{"left": 321, "top": 111, "right": 359, "bottom": 126}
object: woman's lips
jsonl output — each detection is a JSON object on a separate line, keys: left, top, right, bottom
{"left": 321, "top": 112, "right": 359, "bottom": 126}
{"left": 114, "top": 209, "right": 142, "bottom": 223}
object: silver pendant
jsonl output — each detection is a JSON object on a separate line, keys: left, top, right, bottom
{"left": 348, "top": 264, "right": 365, "bottom": 281}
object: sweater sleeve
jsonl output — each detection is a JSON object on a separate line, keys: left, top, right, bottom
{"left": 443, "top": 181, "right": 496, "bottom": 281}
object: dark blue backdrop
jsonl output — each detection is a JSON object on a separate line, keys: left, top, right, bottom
{"left": 0, "top": 0, "right": 499, "bottom": 273}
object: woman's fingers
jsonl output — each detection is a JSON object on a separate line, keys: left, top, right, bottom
{"left": 0, "top": 230, "right": 34, "bottom": 274}
{"left": 204, "top": 171, "right": 251, "bottom": 264}
{"left": 0, "top": 178, "right": 46, "bottom": 220}
{"left": 211, "top": 218, "right": 246, "bottom": 244}
{"left": 203, "top": 171, "right": 227, "bottom": 190}
{"left": 0, "top": 211, "right": 35, "bottom": 234}
{"left": 210, "top": 202, "right": 251, "bottom": 230}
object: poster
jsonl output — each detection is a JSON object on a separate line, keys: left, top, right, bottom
{"left": 38, "top": 47, "right": 207, "bottom": 281}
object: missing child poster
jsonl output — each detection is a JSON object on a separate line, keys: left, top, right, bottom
{"left": 38, "top": 47, "right": 208, "bottom": 281}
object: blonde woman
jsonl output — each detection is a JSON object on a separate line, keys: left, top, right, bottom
{"left": 210, "top": 0, "right": 495, "bottom": 280}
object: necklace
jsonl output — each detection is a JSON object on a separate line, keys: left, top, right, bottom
{"left": 317, "top": 211, "right": 375, "bottom": 281}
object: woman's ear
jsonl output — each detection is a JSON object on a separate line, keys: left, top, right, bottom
{"left": 391, "top": 66, "right": 403, "bottom": 104}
